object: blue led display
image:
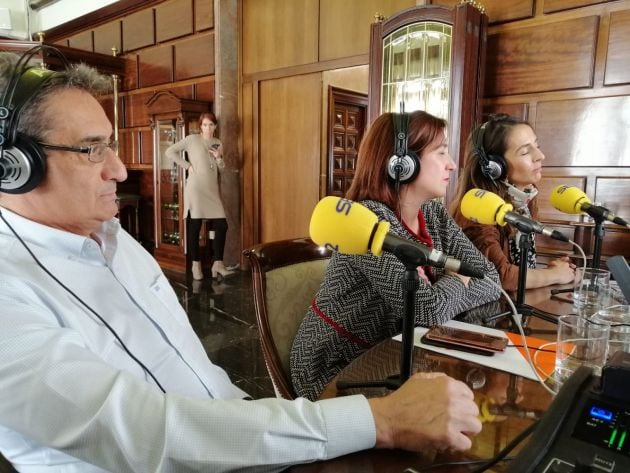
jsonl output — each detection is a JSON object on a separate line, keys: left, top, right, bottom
{"left": 590, "top": 406, "right": 614, "bottom": 422}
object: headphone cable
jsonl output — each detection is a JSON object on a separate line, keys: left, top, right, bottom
{"left": 0, "top": 207, "right": 166, "bottom": 393}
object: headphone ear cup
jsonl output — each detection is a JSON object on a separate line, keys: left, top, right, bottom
{"left": 387, "top": 149, "right": 420, "bottom": 184}
{"left": 478, "top": 153, "right": 507, "bottom": 181}
{"left": 476, "top": 146, "right": 507, "bottom": 182}
{"left": 487, "top": 153, "right": 507, "bottom": 181}
{"left": 0, "top": 134, "right": 46, "bottom": 194}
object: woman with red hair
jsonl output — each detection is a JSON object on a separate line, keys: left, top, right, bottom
{"left": 291, "top": 111, "right": 501, "bottom": 401}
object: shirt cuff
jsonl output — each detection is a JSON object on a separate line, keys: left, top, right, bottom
{"left": 318, "top": 394, "right": 376, "bottom": 459}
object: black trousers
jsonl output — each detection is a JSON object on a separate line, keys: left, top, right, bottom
{"left": 186, "top": 215, "right": 228, "bottom": 262}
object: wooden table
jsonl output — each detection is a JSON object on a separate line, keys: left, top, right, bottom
{"left": 288, "top": 286, "right": 576, "bottom": 472}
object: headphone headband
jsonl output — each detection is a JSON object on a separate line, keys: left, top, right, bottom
{"left": 1, "top": 45, "right": 70, "bottom": 194}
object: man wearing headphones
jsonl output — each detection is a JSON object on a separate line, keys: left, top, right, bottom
{"left": 451, "top": 114, "right": 575, "bottom": 291}
{"left": 290, "top": 111, "right": 502, "bottom": 401}
{"left": 0, "top": 50, "right": 482, "bottom": 471}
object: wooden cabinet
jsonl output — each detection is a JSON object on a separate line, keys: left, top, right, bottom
{"left": 147, "top": 91, "right": 210, "bottom": 273}
{"left": 367, "top": 3, "right": 487, "bottom": 204}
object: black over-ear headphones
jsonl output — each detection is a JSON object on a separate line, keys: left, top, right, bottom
{"left": 472, "top": 119, "right": 508, "bottom": 181}
{"left": 0, "top": 45, "right": 69, "bottom": 194}
{"left": 387, "top": 112, "right": 420, "bottom": 185}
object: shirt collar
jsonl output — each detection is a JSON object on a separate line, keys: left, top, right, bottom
{"left": 0, "top": 207, "right": 120, "bottom": 265}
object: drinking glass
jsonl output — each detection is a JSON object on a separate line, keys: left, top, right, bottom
{"left": 573, "top": 268, "right": 611, "bottom": 318}
{"left": 590, "top": 305, "right": 630, "bottom": 362}
{"left": 555, "top": 314, "right": 609, "bottom": 384}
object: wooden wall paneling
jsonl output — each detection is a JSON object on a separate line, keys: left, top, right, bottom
{"left": 482, "top": 103, "right": 529, "bottom": 120}
{"left": 242, "top": 0, "right": 319, "bottom": 75}
{"left": 119, "top": 129, "right": 137, "bottom": 165}
{"left": 536, "top": 171, "right": 630, "bottom": 261}
{"left": 93, "top": 21, "right": 122, "bottom": 56}
{"left": 540, "top": 166, "right": 630, "bottom": 215}
{"left": 537, "top": 173, "right": 587, "bottom": 222}
{"left": 534, "top": 96, "right": 630, "bottom": 167}
{"left": 195, "top": 0, "right": 214, "bottom": 31}
{"left": 99, "top": 95, "right": 114, "bottom": 128}
{"left": 122, "top": 8, "right": 155, "bottom": 52}
{"left": 155, "top": 0, "right": 194, "bottom": 43}
{"left": 259, "top": 73, "right": 322, "bottom": 242}
{"left": 125, "top": 93, "right": 153, "bottom": 127}
{"left": 42, "top": 0, "right": 164, "bottom": 44}
{"left": 536, "top": 224, "right": 576, "bottom": 255}
{"left": 195, "top": 79, "right": 214, "bottom": 102}
{"left": 68, "top": 29, "right": 93, "bottom": 52}
{"left": 174, "top": 32, "right": 214, "bottom": 80}
{"left": 604, "top": 10, "right": 630, "bottom": 85}
{"left": 432, "top": 0, "right": 534, "bottom": 24}
{"left": 544, "top": 0, "right": 612, "bottom": 14}
{"left": 593, "top": 177, "right": 630, "bottom": 219}
{"left": 485, "top": 16, "right": 599, "bottom": 96}
{"left": 123, "top": 55, "right": 138, "bottom": 90}
{"left": 168, "top": 85, "right": 195, "bottom": 100}
{"left": 138, "top": 44, "right": 174, "bottom": 87}
{"left": 318, "top": 0, "right": 414, "bottom": 62}
{"left": 139, "top": 129, "right": 154, "bottom": 165}
{"left": 598, "top": 227, "right": 630, "bottom": 259}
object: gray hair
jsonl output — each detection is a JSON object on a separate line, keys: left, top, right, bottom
{"left": 0, "top": 52, "right": 112, "bottom": 142}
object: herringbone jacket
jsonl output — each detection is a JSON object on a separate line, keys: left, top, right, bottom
{"left": 290, "top": 199, "right": 501, "bottom": 400}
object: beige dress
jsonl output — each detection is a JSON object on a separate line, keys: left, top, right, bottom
{"left": 165, "top": 134, "right": 226, "bottom": 219}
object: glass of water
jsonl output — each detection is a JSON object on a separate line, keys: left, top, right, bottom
{"left": 555, "top": 314, "right": 610, "bottom": 384}
{"left": 590, "top": 305, "right": 630, "bottom": 362}
{"left": 573, "top": 268, "right": 611, "bottom": 318}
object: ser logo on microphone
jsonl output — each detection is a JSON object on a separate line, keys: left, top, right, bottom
{"left": 554, "top": 185, "right": 570, "bottom": 195}
{"left": 474, "top": 189, "right": 487, "bottom": 199}
{"left": 335, "top": 198, "right": 352, "bottom": 216}
{"left": 322, "top": 198, "right": 355, "bottom": 251}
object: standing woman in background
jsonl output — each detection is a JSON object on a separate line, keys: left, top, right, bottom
{"left": 451, "top": 113, "right": 575, "bottom": 291}
{"left": 166, "top": 112, "right": 233, "bottom": 281}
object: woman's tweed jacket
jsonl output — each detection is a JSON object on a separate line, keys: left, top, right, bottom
{"left": 290, "top": 199, "right": 502, "bottom": 400}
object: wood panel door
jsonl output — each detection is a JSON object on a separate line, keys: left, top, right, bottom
{"left": 327, "top": 87, "right": 368, "bottom": 197}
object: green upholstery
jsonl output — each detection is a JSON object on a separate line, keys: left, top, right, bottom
{"left": 244, "top": 238, "right": 331, "bottom": 399}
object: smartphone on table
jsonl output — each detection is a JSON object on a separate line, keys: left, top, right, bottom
{"left": 421, "top": 325, "right": 508, "bottom": 356}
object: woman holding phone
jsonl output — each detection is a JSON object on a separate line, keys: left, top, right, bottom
{"left": 166, "top": 112, "right": 233, "bottom": 281}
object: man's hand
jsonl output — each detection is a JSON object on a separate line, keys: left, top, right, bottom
{"left": 368, "top": 372, "right": 481, "bottom": 452}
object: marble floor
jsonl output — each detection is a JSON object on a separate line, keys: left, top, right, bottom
{"left": 164, "top": 268, "right": 276, "bottom": 399}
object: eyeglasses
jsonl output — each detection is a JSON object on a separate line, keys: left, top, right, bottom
{"left": 37, "top": 140, "right": 119, "bottom": 163}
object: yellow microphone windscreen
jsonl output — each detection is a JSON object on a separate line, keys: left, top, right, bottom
{"left": 309, "top": 196, "right": 389, "bottom": 255}
{"left": 550, "top": 185, "right": 591, "bottom": 214}
{"left": 460, "top": 189, "right": 512, "bottom": 226}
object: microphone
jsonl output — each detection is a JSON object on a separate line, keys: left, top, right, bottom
{"left": 460, "top": 189, "right": 569, "bottom": 242}
{"left": 550, "top": 185, "right": 629, "bottom": 227}
{"left": 309, "top": 196, "right": 484, "bottom": 278}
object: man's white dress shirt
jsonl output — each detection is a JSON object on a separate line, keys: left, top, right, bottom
{"left": 0, "top": 208, "right": 375, "bottom": 472}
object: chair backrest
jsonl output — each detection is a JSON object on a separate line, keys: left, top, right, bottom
{"left": 244, "top": 238, "right": 332, "bottom": 399}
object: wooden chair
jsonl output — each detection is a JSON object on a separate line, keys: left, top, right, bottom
{"left": 244, "top": 238, "right": 332, "bottom": 399}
